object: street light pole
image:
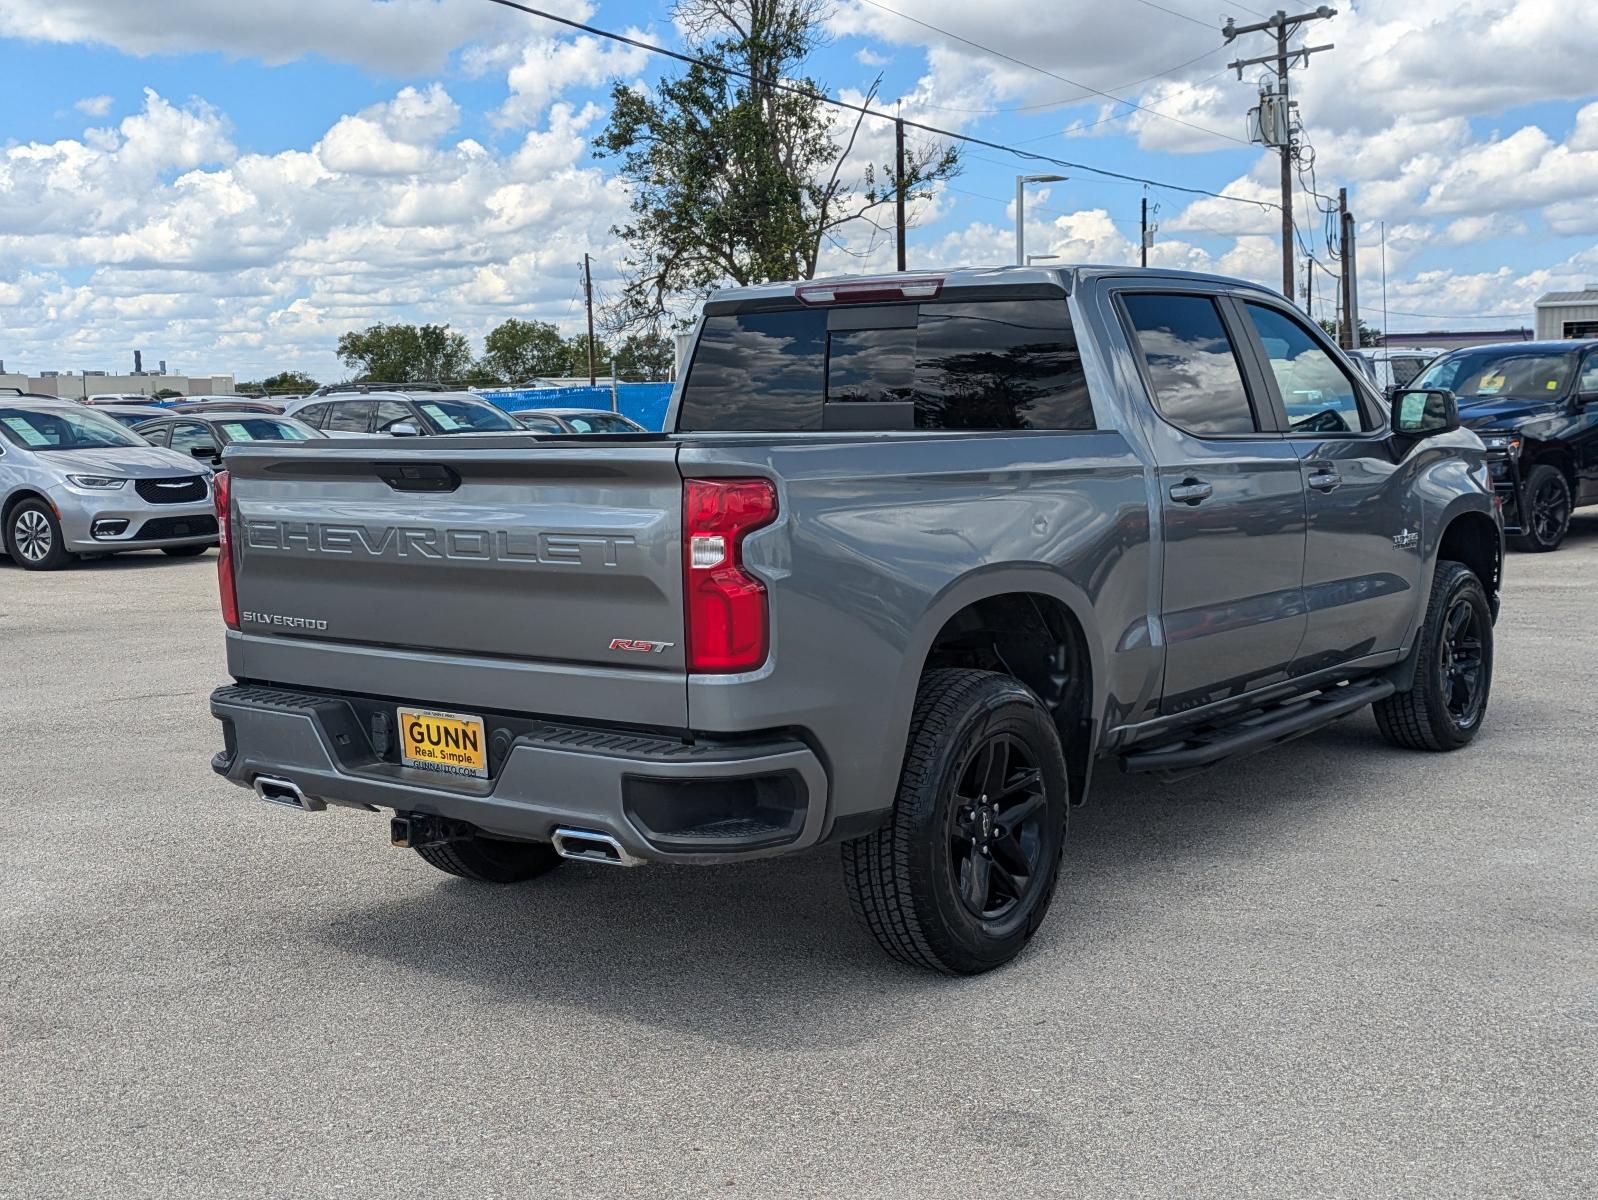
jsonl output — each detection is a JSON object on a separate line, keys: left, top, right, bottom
{"left": 1015, "top": 174, "right": 1066, "bottom": 265}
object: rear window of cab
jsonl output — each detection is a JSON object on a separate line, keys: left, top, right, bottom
{"left": 678, "top": 299, "right": 1095, "bottom": 433}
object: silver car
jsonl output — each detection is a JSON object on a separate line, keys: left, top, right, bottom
{"left": 1, "top": 397, "right": 218, "bottom": 571}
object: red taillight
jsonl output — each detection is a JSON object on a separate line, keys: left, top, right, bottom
{"left": 683, "top": 478, "right": 778, "bottom": 673}
{"left": 214, "top": 470, "right": 239, "bottom": 630}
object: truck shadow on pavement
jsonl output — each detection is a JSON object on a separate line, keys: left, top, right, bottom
{"left": 312, "top": 714, "right": 1425, "bottom": 1050}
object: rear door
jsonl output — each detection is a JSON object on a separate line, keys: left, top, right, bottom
{"left": 1235, "top": 299, "right": 1421, "bottom": 671}
{"left": 1117, "top": 288, "right": 1308, "bottom": 714}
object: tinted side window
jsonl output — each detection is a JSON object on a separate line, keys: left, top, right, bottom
{"left": 914, "top": 300, "right": 1092, "bottom": 430}
{"left": 1391, "top": 357, "right": 1427, "bottom": 388}
{"left": 296, "top": 403, "right": 328, "bottom": 428}
{"left": 169, "top": 422, "right": 218, "bottom": 452}
{"left": 679, "top": 311, "right": 826, "bottom": 431}
{"left": 1243, "top": 303, "right": 1370, "bottom": 433}
{"left": 1580, "top": 354, "right": 1598, "bottom": 394}
{"left": 1123, "top": 293, "right": 1256, "bottom": 435}
{"left": 373, "top": 400, "right": 414, "bottom": 432}
{"left": 139, "top": 423, "right": 171, "bottom": 446}
{"left": 326, "top": 400, "right": 374, "bottom": 433}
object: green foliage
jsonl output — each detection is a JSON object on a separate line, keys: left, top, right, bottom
{"left": 562, "top": 333, "right": 610, "bottom": 381}
{"left": 336, "top": 323, "right": 474, "bottom": 382}
{"left": 478, "top": 319, "right": 571, "bottom": 384}
{"left": 1317, "top": 317, "right": 1384, "bottom": 347}
{"left": 236, "top": 370, "right": 320, "bottom": 395}
{"left": 151, "top": 388, "right": 183, "bottom": 400}
{"left": 611, "top": 332, "right": 676, "bottom": 381}
{"left": 595, "top": 0, "right": 960, "bottom": 328}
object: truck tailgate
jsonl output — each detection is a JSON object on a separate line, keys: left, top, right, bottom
{"left": 223, "top": 439, "right": 686, "bottom": 716}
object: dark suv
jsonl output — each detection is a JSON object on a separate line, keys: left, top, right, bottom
{"left": 1414, "top": 341, "right": 1598, "bottom": 552}
{"left": 291, "top": 386, "right": 519, "bottom": 437}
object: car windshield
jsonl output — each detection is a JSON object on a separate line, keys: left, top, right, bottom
{"left": 562, "top": 413, "right": 642, "bottom": 433}
{"left": 1414, "top": 348, "right": 1576, "bottom": 399}
{"left": 215, "top": 418, "right": 315, "bottom": 442}
{"left": 0, "top": 406, "right": 146, "bottom": 450}
{"left": 416, "top": 397, "right": 518, "bottom": 433}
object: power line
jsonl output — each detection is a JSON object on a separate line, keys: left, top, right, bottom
{"left": 855, "top": 0, "right": 1248, "bottom": 145}
{"left": 1130, "top": 0, "right": 1274, "bottom": 24}
{"left": 481, "top": 0, "right": 1280, "bottom": 212}
{"left": 910, "top": 43, "right": 1229, "bottom": 116}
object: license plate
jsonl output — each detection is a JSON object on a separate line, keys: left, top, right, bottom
{"left": 397, "top": 708, "right": 488, "bottom": 779}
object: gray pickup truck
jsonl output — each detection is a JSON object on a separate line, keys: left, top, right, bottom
{"left": 208, "top": 266, "right": 1502, "bottom": 974}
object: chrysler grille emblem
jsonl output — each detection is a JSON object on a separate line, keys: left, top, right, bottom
{"left": 155, "top": 481, "right": 188, "bottom": 489}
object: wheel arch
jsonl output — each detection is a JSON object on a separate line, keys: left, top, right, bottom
{"left": 893, "top": 568, "right": 1103, "bottom": 806}
{"left": 2, "top": 487, "right": 56, "bottom": 531}
{"left": 1437, "top": 507, "right": 1502, "bottom": 603}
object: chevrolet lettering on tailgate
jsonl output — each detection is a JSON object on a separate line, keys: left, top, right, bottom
{"left": 243, "top": 520, "right": 635, "bottom": 566}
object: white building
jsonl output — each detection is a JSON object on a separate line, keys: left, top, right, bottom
{"left": 1534, "top": 289, "right": 1598, "bottom": 340}
{"left": 0, "top": 371, "right": 236, "bottom": 399}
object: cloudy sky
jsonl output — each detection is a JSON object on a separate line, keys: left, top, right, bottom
{"left": 2, "top": 0, "right": 1595, "bottom": 380}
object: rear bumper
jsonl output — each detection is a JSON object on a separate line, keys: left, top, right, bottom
{"left": 209, "top": 683, "right": 830, "bottom": 864}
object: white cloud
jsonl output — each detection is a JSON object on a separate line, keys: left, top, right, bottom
{"left": 497, "top": 31, "right": 651, "bottom": 126}
{"left": 0, "top": 0, "right": 548, "bottom": 75}
{"left": 316, "top": 84, "right": 460, "bottom": 176}
{"left": 73, "top": 94, "right": 112, "bottom": 117}
{"left": 0, "top": 86, "right": 632, "bottom": 378}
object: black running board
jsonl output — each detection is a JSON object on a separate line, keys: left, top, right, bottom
{"left": 1120, "top": 678, "right": 1396, "bottom": 775}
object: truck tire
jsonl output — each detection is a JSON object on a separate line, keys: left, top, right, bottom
{"left": 1508, "top": 464, "right": 1571, "bottom": 552}
{"left": 1374, "top": 561, "right": 1493, "bottom": 752}
{"left": 414, "top": 834, "right": 563, "bottom": 883}
{"left": 5, "top": 499, "right": 75, "bottom": 571}
{"left": 842, "top": 668, "right": 1069, "bottom": 975}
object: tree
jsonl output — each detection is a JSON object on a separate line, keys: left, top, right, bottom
{"left": 562, "top": 333, "right": 611, "bottom": 380}
{"left": 595, "top": 0, "right": 960, "bottom": 328}
{"left": 611, "top": 332, "right": 677, "bottom": 381}
{"left": 1317, "top": 317, "right": 1383, "bottom": 347}
{"left": 237, "top": 370, "right": 319, "bottom": 395}
{"left": 336, "top": 323, "right": 474, "bottom": 382}
{"left": 479, "top": 319, "right": 571, "bottom": 384}
{"left": 152, "top": 388, "right": 183, "bottom": 400}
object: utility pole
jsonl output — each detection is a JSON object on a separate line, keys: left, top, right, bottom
{"left": 1224, "top": 7, "right": 1337, "bottom": 300}
{"left": 895, "top": 118, "right": 907, "bottom": 272}
{"left": 1141, "top": 196, "right": 1149, "bottom": 268}
{"left": 1338, "top": 187, "right": 1360, "bottom": 349}
{"left": 583, "top": 253, "right": 597, "bottom": 387}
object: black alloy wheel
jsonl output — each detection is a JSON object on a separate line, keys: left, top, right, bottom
{"left": 1510, "top": 464, "right": 1571, "bottom": 553}
{"left": 1373, "top": 560, "right": 1493, "bottom": 752}
{"left": 842, "top": 668, "right": 1070, "bottom": 974}
{"left": 1437, "top": 594, "right": 1487, "bottom": 732}
{"left": 949, "top": 733, "right": 1049, "bottom": 921}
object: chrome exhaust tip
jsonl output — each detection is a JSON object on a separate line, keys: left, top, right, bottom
{"left": 252, "top": 775, "right": 327, "bottom": 813}
{"left": 551, "top": 827, "right": 641, "bottom": 867}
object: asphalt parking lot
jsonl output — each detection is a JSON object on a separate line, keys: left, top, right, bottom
{"left": 2, "top": 528, "right": 1595, "bottom": 1200}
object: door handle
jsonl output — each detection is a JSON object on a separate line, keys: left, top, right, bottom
{"left": 1307, "top": 470, "right": 1343, "bottom": 492}
{"left": 1168, "top": 478, "right": 1214, "bottom": 505}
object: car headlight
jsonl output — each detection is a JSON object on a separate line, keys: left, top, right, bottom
{"left": 1480, "top": 434, "right": 1522, "bottom": 458}
{"left": 65, "top": 475, "right": 128, "bottom": 489}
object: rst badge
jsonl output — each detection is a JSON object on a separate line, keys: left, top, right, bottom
{"left": 608, "top": 638, "right": 675, "bottom": 654}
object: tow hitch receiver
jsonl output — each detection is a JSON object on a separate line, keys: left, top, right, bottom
{"left": 390, "top": 813, "right": 476, "bottom": 850}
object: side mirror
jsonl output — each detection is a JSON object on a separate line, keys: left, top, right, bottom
{"left": 191, "top": 445, "right": 221, "bottom": 460}
{"left": 387, "top": 421, "right": 420, "bottom": 437}
{"left": 1390, "top": 388, "right": 1460, "bottom": 437}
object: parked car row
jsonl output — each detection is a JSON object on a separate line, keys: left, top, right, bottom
{"left": 3, "top": 383, "right": 653, "bottom": 570}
